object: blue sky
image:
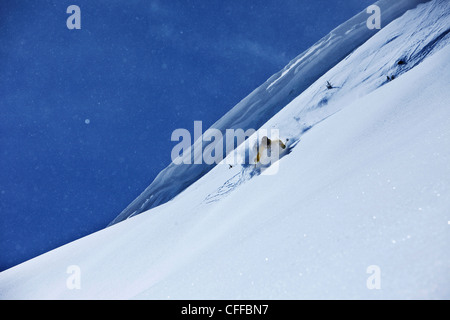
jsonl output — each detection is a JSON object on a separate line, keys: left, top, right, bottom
{"left": 0, "top": 0, "right": 374, "bottom": 271}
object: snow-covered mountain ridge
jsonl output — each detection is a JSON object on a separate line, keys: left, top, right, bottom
{"left": 1, "top": 0, "right": 449, "bottom": 299}
{"left": 109, "top": 0, "right": 431, "bottom": 225}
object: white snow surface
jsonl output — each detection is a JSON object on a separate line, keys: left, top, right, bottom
{"left": 1, "top": 0, "right": 449, "bottom": 299}
{"left": 109, "top": 0, "right": 431, "bottom": 225}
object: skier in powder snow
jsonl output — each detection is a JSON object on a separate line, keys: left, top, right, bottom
{"left": 255, "top": 136, "right": 287, "bottom": 165}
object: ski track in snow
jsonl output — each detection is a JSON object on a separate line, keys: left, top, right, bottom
{"left": 203, "top": 138, "right": 300, "bottom": 204}
{"left": 204, "top": 171, "right": 245, "bottom": 204}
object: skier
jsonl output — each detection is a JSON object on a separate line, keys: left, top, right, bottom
{"left": 255, "top": 136, "right": 287, "bottom": 165}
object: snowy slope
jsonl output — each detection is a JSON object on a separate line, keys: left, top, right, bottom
{"left": 109, "top": 0, "right": 431, "bottom": 226}
{"left": 1, "top": 0, "right": 449, "bottom": 299}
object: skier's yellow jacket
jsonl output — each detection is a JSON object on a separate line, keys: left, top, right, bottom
{"left": 255, "top": 136, "right": 286, "bottom": 164}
